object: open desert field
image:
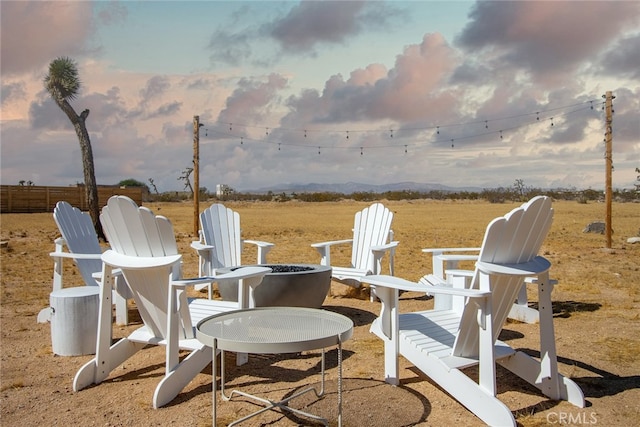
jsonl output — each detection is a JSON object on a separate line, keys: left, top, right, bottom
{"left": 1, "top": 199, "right": 639, "bottom": 426}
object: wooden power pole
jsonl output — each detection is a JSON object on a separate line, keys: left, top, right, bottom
{"left": 193, "top": 116, "right": 202, "bottom": 237}
{"left": 603, "top": 91, "right": 614, "bottom": 249}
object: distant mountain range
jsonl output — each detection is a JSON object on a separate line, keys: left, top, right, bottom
{"left": 247, "top": 181, "right": 483, "bottom": 194}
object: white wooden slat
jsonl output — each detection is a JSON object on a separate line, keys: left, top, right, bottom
{"left": 54, "top": 202, "right": 103, "bottom": 283}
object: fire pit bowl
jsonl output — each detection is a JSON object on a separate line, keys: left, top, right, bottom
{"left": 216, "top": 264, "right": 332, "bottom": 308}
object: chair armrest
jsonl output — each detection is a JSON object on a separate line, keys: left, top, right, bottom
{"left": 171, "top": 277, "right": 216, "bottom": 288}
{"left": 423, "top": 247, "right": 480, "bottom": 278}
{"left": 367, "top": 274, "right": 490, "bottom": 298}
{"left": 311, "top": 239, "right": 353, "bottom": 267}
{"left": 244, "top": 240, "right": 275, "bottom": 264}
{"left": 244, "top": 240, "right": 274, "bottom": 249}
{"left": 310, "top": 239, "right": 353, "bottom": 249}
{"left": 190, "top": 241, "right": 213, "bottom": 252}
{"left": 213, "top": 265, "right": 272, "bottom": 280}
{"left": 476, "top": 256, "right": 551, "bottom": 277}
{"left": 173, "top": 266, "right": 272, "bottom": 290}
{"left": 49, "top": 251, "right": 102, "bottom": 260}
{"left": 422, "top": 247, "right": 480, "bottom": 254}
{"left": 370, "top": 241, "right": 399, "bottom": 252}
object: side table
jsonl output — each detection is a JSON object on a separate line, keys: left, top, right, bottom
{"left": 196, "top": 307, "right": 354, "bottom": 426}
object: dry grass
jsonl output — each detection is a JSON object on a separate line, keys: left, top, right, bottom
{"left": 1, "top": 199, "right": 639, "bottom": 426}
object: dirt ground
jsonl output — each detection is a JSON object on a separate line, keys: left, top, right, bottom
{"left": 1, "top": 199, "right": 639, "bottom": 426}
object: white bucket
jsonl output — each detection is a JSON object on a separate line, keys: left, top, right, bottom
{"left": 50, "top": 287, "right": 99, "bottom": 356}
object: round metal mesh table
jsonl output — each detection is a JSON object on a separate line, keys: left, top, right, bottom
{"left": 196, "top": 307, "right": 354, "bottom": 427}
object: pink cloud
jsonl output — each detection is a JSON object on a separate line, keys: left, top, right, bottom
{"left": 0, "top": 1, "right": 94, "bottom": 76}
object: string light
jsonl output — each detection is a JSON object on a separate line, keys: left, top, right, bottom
{"left": 202, "top": 99, "right": 600, "bottom": 155}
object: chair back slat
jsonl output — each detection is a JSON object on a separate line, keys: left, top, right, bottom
{"left": 352, "top": 203, "right": 393, "bottom": 270}
{"left": 100, "top": 196, "right": 180, "bottom": 339}
{"left": 200, "top": 204, "right": 242, "bottom": 268}
{"left": 53, "top": 201, "right": 102, "bottom": 285}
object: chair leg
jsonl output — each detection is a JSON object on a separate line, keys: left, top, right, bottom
{"left": 153, "top": 347, "right": 213, "bottom": 408}
{"left": 73, "top": 339, "right": 143, "bottom": 391}
{"left": 499, "top": 351, "right": 585, "bottom": 407}
{"left": 402, "top": 342, "right": 516, "bottom": 426}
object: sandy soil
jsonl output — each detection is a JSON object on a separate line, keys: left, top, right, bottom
{"left": 1, "top": 200, "right": 639, "bottom": 426}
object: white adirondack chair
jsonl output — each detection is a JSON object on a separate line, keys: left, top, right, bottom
{"left": 191, "top": 203, "right": 274, "bottom": 298}
{"left": 311, "top": 203, "right": 398, "bottom": 299}
{"left": 73, "top": 196, "right": 271, "bottom": 408}
{"left": 366, "top": 196, "right": 585, "bottom": 427}
{"left": 37, "top": 201, "right": 131, "bottom": 325}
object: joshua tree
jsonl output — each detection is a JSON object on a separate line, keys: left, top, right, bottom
{"left": 44, "top": 57, "right": 104, "bottom": 239}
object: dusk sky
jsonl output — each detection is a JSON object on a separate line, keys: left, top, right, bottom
{"left": 1, "top": 1, "right": 639, "bottom": 193}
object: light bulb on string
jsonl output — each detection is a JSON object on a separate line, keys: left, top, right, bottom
{"left": 229, "top": 123, "right": 233, "bottom": 131}
{"left": 550, "top": 117, "right": 554, "bottom": 126}
{"left": 390, "top": 129, "right": 394, "bottom": 138}
{"left": 485, "top": 120, "right": 488, "bottom": 129}
{"left": 404, "top": 145, "right": 408, "bottom": 154}
{"left": 346, "top": 130, "right": 349, "bottom": 139}
{"left": 360, "top": 147, "right": 363, "bottom": 155}
{"left": 240, "top": 136, "right": 243, "bottom": 145}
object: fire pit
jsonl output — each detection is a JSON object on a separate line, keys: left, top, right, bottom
{"left": 216, "top": 264, "right": 332, "bottom": 308}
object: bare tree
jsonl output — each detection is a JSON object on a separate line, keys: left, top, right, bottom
{"left": 178, "top": 167, "right": 194, "bottom": 195}
{"left": 148, "top": 178, "right": 159, "bottom": 194}
{"left": 44, "top": 57, "right": 104, "bottom": 239}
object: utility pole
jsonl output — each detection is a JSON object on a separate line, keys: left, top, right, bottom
{"left": 603, "top": 91, "right": 614, "bottom": 249}
{"left": 193, "top": 116, "right": 202, "bottom": 237}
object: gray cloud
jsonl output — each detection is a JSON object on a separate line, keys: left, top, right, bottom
{"left": 598, "top": 33, "right": 640, "bottom": 80}
{"left": 268, "top": 1, "right": 368, "bottom": 52}
{"left": 456, "top": 1, "right": 640, "bottom": 84}
{"left": 139, "top": 76, "right": 171, "bottom": 102}
{"left": 145, "top": 101, "right": 183, "bottom": 120}
{"left": 208, "top": 29, "right": 254, "bottom": 67}
{"left": 208, "top": 1, "right": 402, "bottom": 67}
{"left": 1, "top": 82, "right": 27, "bottom": 106}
